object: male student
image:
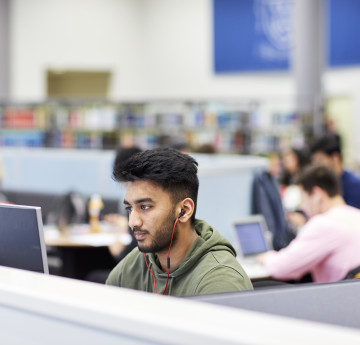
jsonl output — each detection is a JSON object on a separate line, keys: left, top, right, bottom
{"left": 310, "top": 135, "right": 360, "bottom": 208}
{"left": 257, "top": 164, "right": 360, "bottom": 283}
{"left": 106, "top": 147, "right": 253, "bottom": 296}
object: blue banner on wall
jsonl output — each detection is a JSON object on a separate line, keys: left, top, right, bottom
{"left": 214, "top": 0, "right": 360, "bottom": 73}
{"left": 328, "top": 0, "right": 360, "bottom": 67}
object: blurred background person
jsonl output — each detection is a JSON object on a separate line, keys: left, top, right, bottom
{"left": 310, "top": 135, "right": 360, "bottom": 209}
{"left": 86, "top": 146, "right": 142, "bottom": 284}
{"left": 267, "top": 152, "right": 282, "bottom": 182}
{"left": 193, "top": 143, "right": 217, "bottom": 154}
{"left": 280, "top": 147, "right": 311, "bottom": 188}
{"left": 280, "top": 147, "right": 311, "bottom": 232}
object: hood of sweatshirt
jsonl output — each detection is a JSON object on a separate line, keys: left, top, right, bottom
{"left": 147, "top": 219, "right": 237, "bottom": 278}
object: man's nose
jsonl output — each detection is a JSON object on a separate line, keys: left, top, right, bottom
{"left": 128, "top": 210, "right": 142, "bottom": 230}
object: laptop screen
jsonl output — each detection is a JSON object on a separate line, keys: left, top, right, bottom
{"left": 233, "top": 219, "right": 268, "bottom": 256}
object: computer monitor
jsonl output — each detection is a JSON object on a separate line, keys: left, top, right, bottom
{"left": 0, "top": 203, "right": 49, "bottom": 274}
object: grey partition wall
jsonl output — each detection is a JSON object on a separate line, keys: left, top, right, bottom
{"left": 192, "top": 280, "right": 360, "bottom": 330}
{"left": 1, "top": 266, "right": 360, "bottom": 345}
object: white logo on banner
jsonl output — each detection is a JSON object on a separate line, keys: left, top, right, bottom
{"left": 254, "top": 0, "right": 293, "bottom": 61}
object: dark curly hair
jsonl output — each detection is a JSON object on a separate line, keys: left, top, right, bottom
{"left": 310, "top": 135, "right": 342, "bottom": 158}
{"left": 113, "top": 147, "right": 199, "bottom": 224}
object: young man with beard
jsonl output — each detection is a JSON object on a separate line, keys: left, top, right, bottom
{"left": 106, "top": 148, "right": 253, "bottom": 296}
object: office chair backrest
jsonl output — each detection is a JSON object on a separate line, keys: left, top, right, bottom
{"left": 251, "top": 170, "right": 295, "bottom": 250}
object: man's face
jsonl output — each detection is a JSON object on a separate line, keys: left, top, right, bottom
{"left": 283, "top": 150, "right": 299, "bottom": 174}
{"left": 311, "top": 151, "right": 333, "bottom": 168}
{"left": 124, "top": 180, "right": 177, "bottom": 254}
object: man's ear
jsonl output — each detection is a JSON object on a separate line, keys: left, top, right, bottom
{"left": 312, "top": 186, "right": 324, "bottom": 202}
{"left": 332, "top": 152, "right": 341, "bottom": 161}
{"left": 178, "top": 198, "right": 194, "bottom": 222}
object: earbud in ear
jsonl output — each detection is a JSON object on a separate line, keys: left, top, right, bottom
{"left": 178, "top": 209, "right": 185, "bottom": 218}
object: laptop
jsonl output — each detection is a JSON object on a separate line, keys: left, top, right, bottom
{"left": 231, "top": 214, "right": 273, "bottom": 279}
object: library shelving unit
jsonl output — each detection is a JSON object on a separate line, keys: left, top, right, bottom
{"left": 0, "top": 99, "right": 307, "bottom": 154}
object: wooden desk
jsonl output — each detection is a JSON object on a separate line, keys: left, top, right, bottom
{"left": 44, "top": 224, "right": 131, "bottom": 280}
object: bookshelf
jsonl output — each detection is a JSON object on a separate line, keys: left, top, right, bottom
{"left": 0, "top": 99, "right": 307, "bottom": 154}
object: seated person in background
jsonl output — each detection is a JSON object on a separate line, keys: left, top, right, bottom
{"left": 280, "top": 147, "right": 311, "bottom": 231}
{"left": 86, "top": 146, "right": 141, "bottom": 284}
{"left": 267, "top": 152, "right": 282, "bottom": 181}
{"left": 280, "top": 147, "right": 310, "bottom": 188}
{"left": 106, "top": 148, "right": 253, "bottom": 296}
{"left": 105, "top": 146, "right": 143, "bottom": 257}
{"left": 257, "top": 164, "right": 360, "bottom": 283}
{"left": 194, "top": 143, "right": 217, "bottom": 154}
{"left": 310, "top": 135, "right": 360, "bottom": 209}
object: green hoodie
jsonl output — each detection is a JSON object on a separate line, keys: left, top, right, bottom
{"left": 106, "top": 219, "right": 253, "bottom": 296}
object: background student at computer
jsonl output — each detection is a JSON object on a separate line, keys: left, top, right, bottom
{"left": 282, "top": 134, "right": 360, "bottom": 232}
{"left": 86, "top": 146, "right": 142, "bottom": 284}
{"left": 257, "top": 164, "right": 360, "bottom": 283}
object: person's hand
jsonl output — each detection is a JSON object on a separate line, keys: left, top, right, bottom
{"left": 287, "top": 211, "right": 307, "bottom": 228}
{"left": 104, "top": 214, "right": 131, "bottom": 257}
{"left": 109, "top": 240, "right": 127, "bottom": 257}
{"left": 103, "top": 214, "right": 129, "bottom": 232}
{"left": 256, "top": 253, "right": 266, "bottom": 263}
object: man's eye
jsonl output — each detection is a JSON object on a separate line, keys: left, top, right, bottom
{"left": 125, "top": 207, "right": 133, "bottom": 213}
{"left": 141, "top": 205, "right": 150, "bottom": 210}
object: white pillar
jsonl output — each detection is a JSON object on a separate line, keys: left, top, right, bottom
{"left": 0, "top": 0, "right": 10, "bottom": 100}
{"left": 292, "top": 0, "right": 324, "bottom": 136}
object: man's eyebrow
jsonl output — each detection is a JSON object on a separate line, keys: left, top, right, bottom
{"left": 123, "top": 198, "right": 154, "bottom": 205}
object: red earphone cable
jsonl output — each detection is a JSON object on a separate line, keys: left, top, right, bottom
{"left": 162, "top": 217, "right": 179, "bottom": 294}
{"left": 144, "top": 216, "right": 180, "bottom": 295}
{"left": 143, "top": 253, "right": 157, "bottom": 293}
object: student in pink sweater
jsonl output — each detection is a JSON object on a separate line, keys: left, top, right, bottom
{"left": 257, "top": 164, "right": 360, "bottom": 283}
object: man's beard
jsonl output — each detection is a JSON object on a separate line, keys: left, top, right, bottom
{"left": 135, "top": 208, "right": 178, "bottom": 253}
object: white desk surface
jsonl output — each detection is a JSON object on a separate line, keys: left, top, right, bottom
{"left": 240, "top": 261, "right": 271, "bottom": 280}
{"left": 44, "top": 223, "right": 132, "bottom": 247}
{"left": 0, "top": 266, "right": 360, "bottom": 344}
{"left": 237, "top": 256, "right": 271, "bottom": 280}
